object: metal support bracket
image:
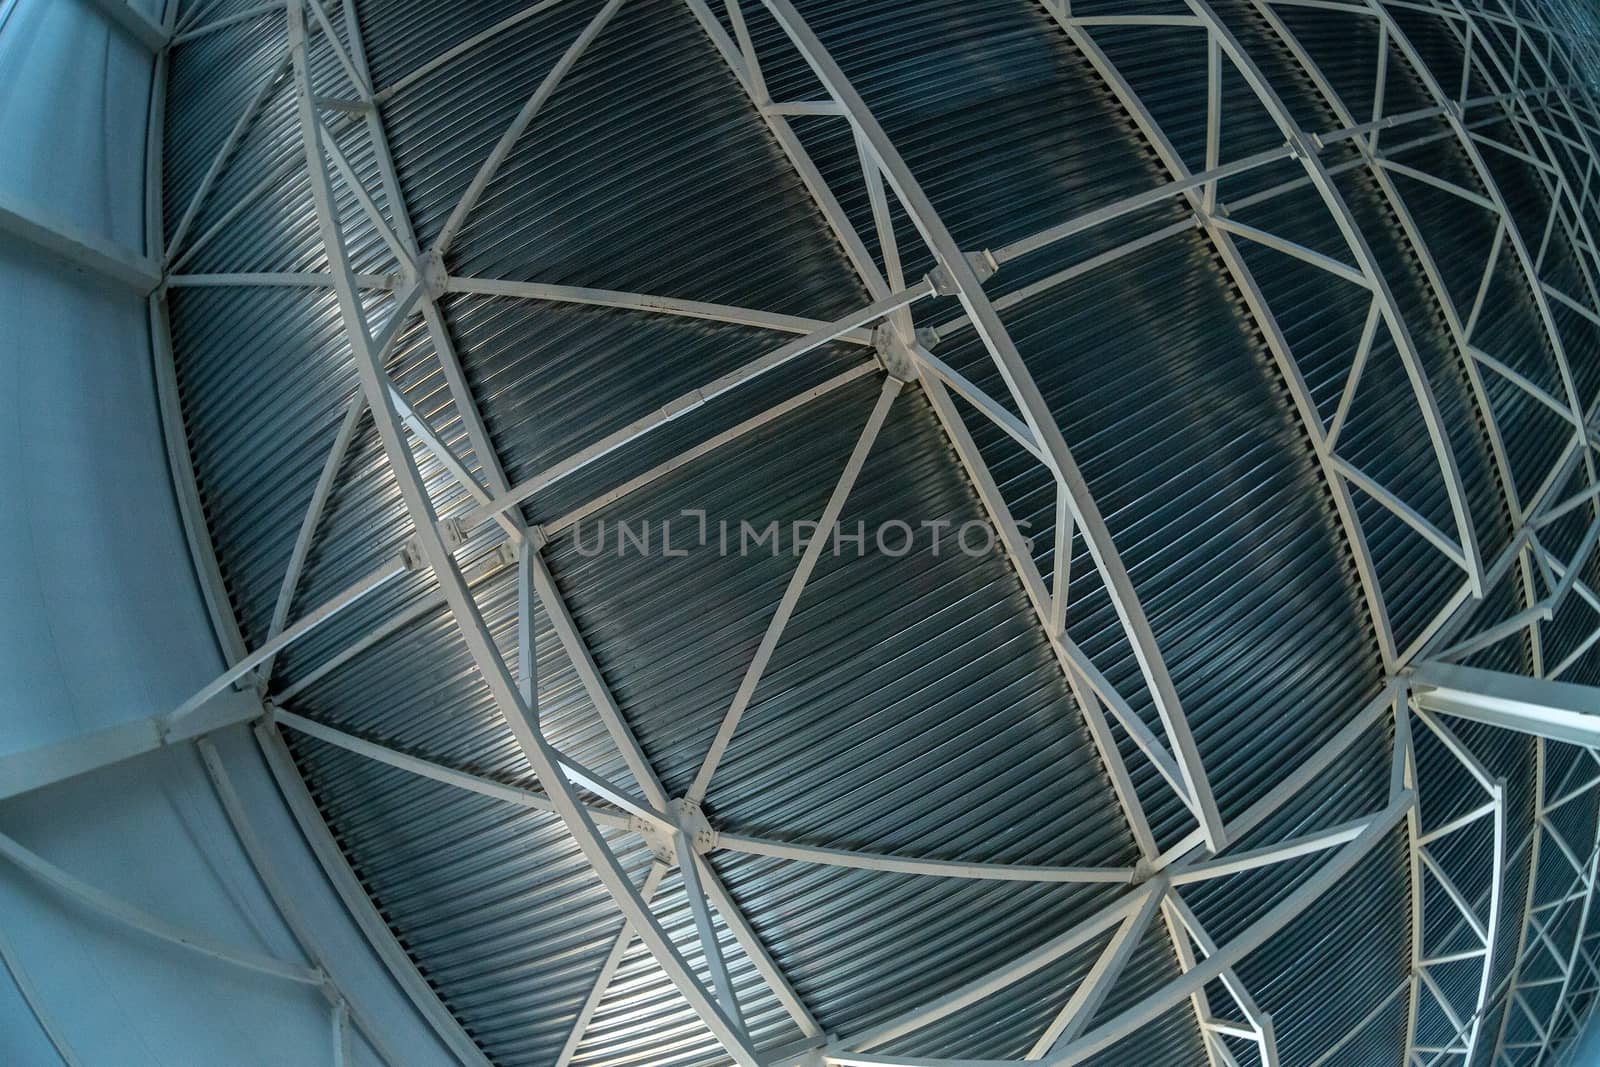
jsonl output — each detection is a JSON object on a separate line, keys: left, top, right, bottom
{"left": 873, "top": 322, "right": 922, "bottom": 383}
{"left": 418, "top": 249, "right": 448, "bottom": 300}
{"left": 671, "top": 797, "right": 718, "bottom": 854}
{"left": 927, "top": 249, "right": 999, "bottom": 296}
{"left": 630, "top": 798, "right": 718, "bottom": 862}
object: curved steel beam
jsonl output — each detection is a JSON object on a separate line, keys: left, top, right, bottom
{"left": 1490, "top": 737, "right": 1600, "bottom": 1066}
{"left": 1035, "top": 2, "right": 1401, "bottom": 675}
{"left": 1523, "top": 4, "right": 1600, "bottom": 208}
{"left": 1376, "top": 0, "right": 1599, "bottom": 417}
{"left": 1402, "top": 704, "right": 1506, "bottom": 1066}
{"left": 1184, "top": 0, "right": 1486, "bottom": 602}
{"left": 317, "top": 1, "right": 826, "bottom": 1054}
{"left": 1420, "top": 0, "right": 1600, "bottom": 390}
{"left": 139, "top": 2, "right": 498, "bottom": 1060}
{"left": 285, "top": 2, "right": 761, "bottom": 1062}
{"left": 1507, "top": 5, "right": 1600, "bottom": 253}
{"left": 1464, "top": 0, "right": 1600, "bottom": 307}
{"left": 1492, "top": 735, "right": 1549, "bottom": 1066}
{"left": 684, "top": 0, "right": 1165, "bottom": 866}
{"left": 1026, "top": 11, "right": 1404, "bottom": 1058}
{"left": 1245, "top": 0, "right": 1525, "bottom": 595}
{"left": 1355, "top": 13, "right": 1600, "bottom": 1053}
{"left": 758, "top": 0, "right": 1229, "bottom": 852}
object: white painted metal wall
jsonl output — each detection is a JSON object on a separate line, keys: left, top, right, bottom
{"left": 0, "top": 2, "right": 458, "bottom": 1063}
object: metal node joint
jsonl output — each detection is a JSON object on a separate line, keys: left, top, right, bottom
{"left": 439, "top": 516, "right": 470, "bottom": 551}
{"left": 471, "top": 542, "right": 520, "bottom": 578}
{"left": 671, "top": 797, "right": 718, "bottom": 854}
{"left": 873, "top": 322, "right": 938, "bottom": 383}
{"left": 399, "top": 535, "right": 428, "bottom": 571}
{"left": 631, "top": 798, "right": 719, "bottom": 863}
{"left": 418, "top": 249, "right": 448, "bottom": 300}
{"left": 1285, "top": 131, "right": 1320, "bottom": 162}
{"left": 927, "top": 248, "right": 999, "bottom": 297}
{"left": 630, "top": 814, "right": 677, "bottom": 863}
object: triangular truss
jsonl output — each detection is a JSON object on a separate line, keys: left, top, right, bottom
{"left": 3, "top": 0, "right": 1590, "bottom": 1064}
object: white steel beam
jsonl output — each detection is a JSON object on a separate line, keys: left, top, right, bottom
{"left": 552, "top": 862, "right": 671, "bottom": 1067}
{"left": 691, "top": 0, "right": 1167, "bottom": 888}
{"left": 1393, "top": 0, "right": 1600, "bottom": 431}
{"left": 142, "top": 5, "right": 496, "bottom": 1058}
{"left": 270, "top": 707, "right": 637, "bottom": 831}
{"left": 542, "top": 361, "right": 879, "bottom": 537}
{"left": 134, "top": 7, "right": 495, "bottom": 1059}
{"left": 1030, "top": 880, "right": 1168, "bottom": 1057}
{"left": 1372, "top": 0, "right": 1598, "bottom": 456}
{"left": 195, "top": 738, "right": 409, "bottom": 1067}
{"left": 1036, "top": 2, "right": 1403, "bottom": 675}
{"left": 430, "top": 0, "right": 623, "bottom": 259}
{"left": 1489, "top": 731, "right": 1600, "bottom": 1066}
{"left": 1184, "top": 0, "right": 1485, "bottom": 597}
{"left": 1469, "top": 0, "right": 1600, "bottom": 309}
{"left": 821, "top": 686, "right": 1409, "bottom": 1061}
{"left": 286, "top": 2, "right": 758, "bottom": 1060}
{"left": 371, "top": 0, "right": 569, "bottom": 104}
{"left": 271, "top": 5, "right": 841, "bottom": 1015}
{"left": 686, "top": 377, "right": 900, "bottom": 803}
{"left": 0, "top": 688, "right": 261, "bottom": 803}
{"left": 262, "top": 390, "right": 365, "bottom": 683}
{"left": 1412, "top": 660, "right": 1600, "bottom": 748}
{"left": 444, "top": 275, "right": 878, "bottom": 343}
{"left": 682, "top": 0, "right": 889, "bottom": 293}
{"left": 165, "top": 550, "right": 413, "bottom": 724}
{"left": 919, "top": 376, "right": 1165, "bottom": 859}
{"left": 1007, "top": 24, "right": 1430, "bottom": 1061}
{"left": 269, "top": 647, "right": 1153, "bottom": 895}
{"left": 675, "top": 831, "right": 746, "bottom": 1040}
{"left": 309, "top": 3, "right": 823, "bottom": 1056}
{"left": 0, "top": 828, "right": 321, "bottom": 986}
{"left": 759, "top": 0, "right": 1228, "bottom": 852}
{"left": 1049, "top": 790, "right": 1414, "bottom": 1062}
{"left": 1168, "top": 813, "right": 1377, "bottom": 885}
{"left": 163, "top": 52, "right": 291, "bottom": 265}
{"left": 85, "top": 0, "right": 169, "bottom": 51}
{"left": 695, "top": 0, "right": 1181, "bottom": 857}
{"left": 165, "top": 270, "right": 396, "bottom": 289}
{"left": 464, "top": 278, "right": 934, "bottom": 531}
{"left": 0, "top": 189, "right": 159, "bottom": 291}
{"left": 168, "top": 3, "right": 281, "bottom": 47}
{"left": 1164, "top": 893, "right": 1283, "bottom": 1067}
{"left": 693, "top": 854, "right": 824, "bottom": 1040}
{"left": 714, "top": 833, "right": 1136, "bottom": 885}
{"left": 461, "top": 281, "right": 933, "bottom": 530}
{"left": 824, "top": 791, "right": 1412, "bottom": 1067}
{"left": 1521, "top": 752, "right": 1600, "bottom": 1065}
{"left": 836, "top": 889, "right": 1149, "bottom": 1054}
{"left": 1247, "top": 0, "right": 1528, "bottom": 574}
{"left": 1404, "top": 704, "right": 1505, "bottom": 1067}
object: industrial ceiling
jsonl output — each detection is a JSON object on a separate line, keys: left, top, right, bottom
{"left": 125, "top": 0, "right": 1600, "bottom": 1063}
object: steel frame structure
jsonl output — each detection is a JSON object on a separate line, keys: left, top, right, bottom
{"left": 8, "top": 0, "right": 1600, "bottom": 1063}
{"left": 1491, "top": 736, "right": 1600, "bottom": 1067}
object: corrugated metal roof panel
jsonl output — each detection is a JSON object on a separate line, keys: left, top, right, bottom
{"left": 154, "top": 1, "right": 1600, "bottom": 1063}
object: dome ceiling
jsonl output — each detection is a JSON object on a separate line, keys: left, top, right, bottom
{"left": 154, "top": 0, "right": 1600, "bottom": 1064}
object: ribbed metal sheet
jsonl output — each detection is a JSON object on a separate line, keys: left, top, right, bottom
{"left": 945, "top": 226, "right": 1381, "bottom": 843}
{"left": 156, "top": 0, "right": 1600, "bottom": 1064}
{"left": 566, "top": 866, "right": 805, "bottom": 1067}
